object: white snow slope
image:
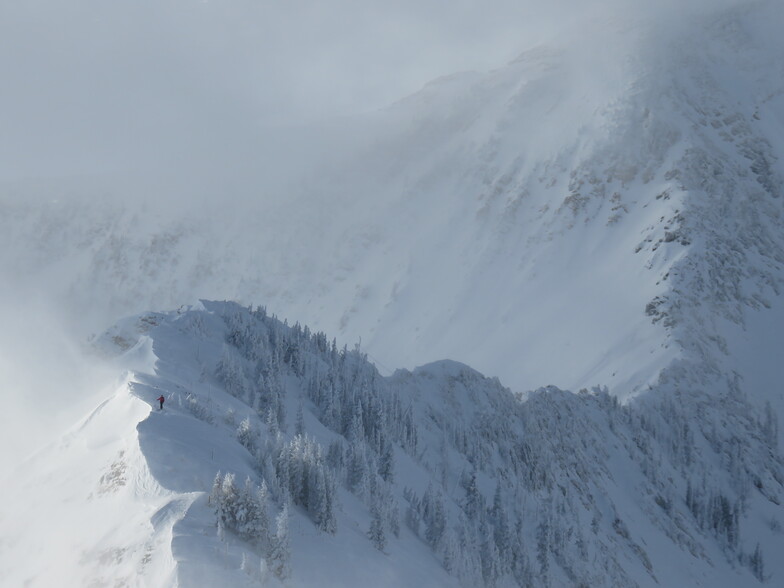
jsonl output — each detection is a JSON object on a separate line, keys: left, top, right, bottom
{"left": 1, "top": 2, "right": 782, "bottom": 401}
{"left": 2, "top": 301, "right": 780, "bottom": 587}
{"left": 1, "top": 1, "right": 784, "bottom": 586}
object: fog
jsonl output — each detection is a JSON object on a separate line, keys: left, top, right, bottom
{"left": 0, "top": 294, "right": 117, "bottom": 471}
{"left": 0, "top": 0, "right": 557, "bottom": 178}
{"left": 0, "top": 0, "right": 767, "bottom": 469}
{"left": 0, "top": 0, "right": 749, "bottom": 178}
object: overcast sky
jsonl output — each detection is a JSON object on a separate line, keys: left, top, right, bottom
{"left": 1, "top": 0, "right": 759, "bottom": 179}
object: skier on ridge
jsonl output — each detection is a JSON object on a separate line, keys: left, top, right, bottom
{"left": 157, "top": 395, "right": 165, "bottom": 410}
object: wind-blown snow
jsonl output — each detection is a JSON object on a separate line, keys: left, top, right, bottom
{"left": 1, "top": 1, "right": 784, "bottom": 586}
{"left": 2, "top": 2, "right": 782, "bottom": 403}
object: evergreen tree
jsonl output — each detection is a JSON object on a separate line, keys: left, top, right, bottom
{"left": 378, "top": 438, "right": 395, "bottom": 484}
{"left": 389, "top": 500, "right": 401, "bottom": 538}
{"left": 253, "top": 480, "right": 271, "bottom": 549}
{"left": 536, "top": 516, "right": 550, "bottom": 578}
{"left": 750, "top": 542, "right": 765, "bottom": 582}
{"left": 368, "top": 501, "right": 387, "bottom": 551}
{"left": 405, "top": 489, "right": 422, "bottom": 537}
{"left": 348, "top": 397, "right": 364, "bottom": 443}
{"left": 309, "top": 464, "right": 337, "bottom": 533}
{"left": 216, "top": 516, "right": 226, "bottom": 544}
{"left": 270, "top": 505, "right": 291, "bottom": 579}
{"left": 296, "top": 399, "right": 306, "bottom": 436}
{"left": 236, "top": 417, "right": 257, "bottom": 454}
{"left": 321, "top": 469, "right": 338, "bottom": 534}
{"left": 347, "top": 443, "right": 368, "bottom": 496}
{"left": 234, "top": 477, "right": 255, "bottom": 538}
{"left": 423, "top": 484, "right": 447, "bottom": 549}
{"left": 326, "top": 439, "right": 345, "bottom": 474}
{"left": 265, "top": 406, "right": 280, "bottom": 436}
{"left": 218, "top": 473, "right": 239, "bottom": 528}
{"left": 210, "top": 471, "right": 223, "bottom": 510}
{"left": 762, "top": 401, "right": 779, "bottom": 453}
{"left": 479, "top": 518, "right": 500, "bottom": 585}
{"left": 464, "top": 470, "right": 483, "bottom": 522}
{"left": 490, "top": 484, "right": 511, "bottom": 572}
{"left": 215, "top": 348, "right": 249, "bottom": 402}
{"left": 286, "top": 436, "right": 306, "bottom": 505}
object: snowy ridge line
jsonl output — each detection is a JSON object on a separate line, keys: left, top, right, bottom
{"left": 0, "top": 371, "right": 188, "bottom": 588}
{"left": 56, "top": 300, "right": 781, "bottom": 587}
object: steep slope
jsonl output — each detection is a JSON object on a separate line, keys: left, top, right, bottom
{"left": 1, "top": 2, "right": 782, "bottom": 402}
{"left": 0, "top": 371, "right": 182, "bottom": 587}
{"left": 3, "top": 302, "right": 780, "bottom": 587}
{"left": 288, "top": 0, "right": 784, "bottom": 398}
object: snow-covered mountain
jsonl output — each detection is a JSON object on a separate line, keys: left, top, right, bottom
{"left": 2, "top": 0, "right": 784, "bottom": 586}
{"left": 2, "top": 1, "right": 782, "bottom": 399}
{"left": 2, "top": 301, "right": 779, "bottom": 587}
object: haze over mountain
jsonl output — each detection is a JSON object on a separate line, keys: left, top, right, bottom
{"left": 1, "top": 0, "right": 783, "bottom": 586}
{"left": 3, "top": 0, "right": 782, "bottom": 392}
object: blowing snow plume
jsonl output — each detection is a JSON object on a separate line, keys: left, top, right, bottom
{"left": 0, "top": 0, "right": 759, "bottom": 177}
{"left": 2, "top": 0, "right": 783, "bottom": 396}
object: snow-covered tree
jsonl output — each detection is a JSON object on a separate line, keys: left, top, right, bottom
{"left": 195, "top": 302, "right": 784, "bottom": 586}
{"left": 218, "top": 473, "right": 239, "bottom": 528}
{"left": 463, "top": 470, "right": 483, "bottom": 522}
{"left": 269, "top": 505, "right": 291, "bottom": 580}
{"left": 236, "top": 417, "right": 257, "bottom": 454}
{"left": 749, "top": 542, "right": 765, "bottom": 582}
{"left": 215, "top": 347, "right": 249, "bottom": 402}
{"left": 368, "top": 501, "right": 386, "bottom": 551}
{"left": 295, "top": 399, "right": 306, "bottom": 436}
{"left": 378, "top": 437, "right": 395, "bottom": 484}
{"left": 346, "top": 442, "right": 368, "bottom": 497}
{"left": 422, "top": 484, "right": 447, "bottom": 549}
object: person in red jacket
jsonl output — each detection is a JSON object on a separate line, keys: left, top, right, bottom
{"left": 157, "top": 395, "right": 165, "bottom": 410}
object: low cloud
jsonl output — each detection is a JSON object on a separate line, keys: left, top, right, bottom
{"left": 3, "top": 0, "right": 749, "bottom": 179}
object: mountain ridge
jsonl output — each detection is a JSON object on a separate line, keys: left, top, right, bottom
{"left": 2, "top": 3, "right": 784, "bottom": 585}
{"left": 4, "top": 300, "right": 780, "bottom": 586}
{"left": 3, "top": 2, "right": 781, "bottom": 398}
